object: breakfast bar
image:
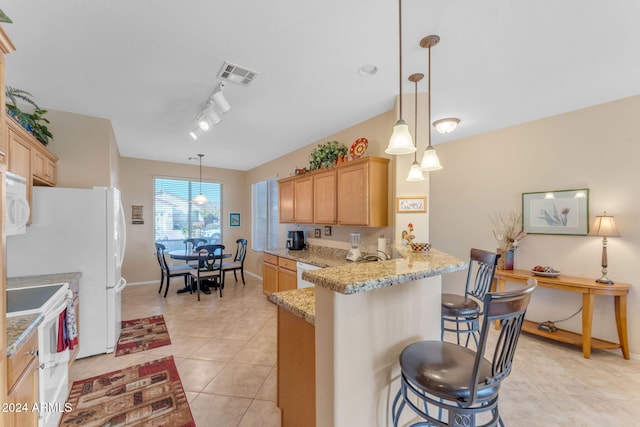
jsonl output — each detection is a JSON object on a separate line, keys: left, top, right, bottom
{"left": 272, "top": 248, "right": 465, "bottom": 427}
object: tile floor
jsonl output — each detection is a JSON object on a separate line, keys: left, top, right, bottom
{"left": 70, "top": 276, "right": 640, "bottom": 427}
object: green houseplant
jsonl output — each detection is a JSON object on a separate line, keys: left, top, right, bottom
{"left": 5, "top": 86, "right": 54, "bottom": 146}
{"left": 309, "top": 140, "right": 348, "bottom": 170}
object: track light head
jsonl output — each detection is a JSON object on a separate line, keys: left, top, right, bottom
{"left": 212, "top": 84, "right": 231, "bottom": 113}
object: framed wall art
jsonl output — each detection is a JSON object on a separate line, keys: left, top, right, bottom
{"left": 397, "top": 196, "right": 427, "bottom": 213}
{"left": 229, "top": 212, "right": 241, "bottom": 227}
{"left": 522, "top": 189, "right": 589, "bottom": 235}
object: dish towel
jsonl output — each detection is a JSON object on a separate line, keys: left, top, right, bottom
{"left": 57, "top": 309, "right": 67, "bottom": 352}
{"left": 65, "top": 292, "right": 78, "bottom": 350}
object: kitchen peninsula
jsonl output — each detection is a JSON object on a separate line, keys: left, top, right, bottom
{"left": 271, "top": 248, "right": 466, "bottom": 427}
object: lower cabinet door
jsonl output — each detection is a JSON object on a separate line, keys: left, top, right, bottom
{"left": 8, "top": 360, "right": 39, "bottom": 427}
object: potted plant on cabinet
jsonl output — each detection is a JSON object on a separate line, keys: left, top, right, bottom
{"left": 308, "top": 140, "right": 348, "bottom": 170}
{"left": 5, "top": 86, "right": 54, "bottom": 146}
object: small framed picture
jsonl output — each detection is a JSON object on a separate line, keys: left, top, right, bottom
{"left": 229, "top": 212, "right": 241, "bottom": 227}
{"left": 397, "top": 196, "right": 427, "bottom": 213}
{"left": 314, "top": 228, "right": 321, "bottom": 238}
{"left": 522, "top": 189, "right": 589, "bottom": 235}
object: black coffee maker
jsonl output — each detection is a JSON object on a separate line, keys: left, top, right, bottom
{"left": 286, "top": 230, "right": 305, "bottom": 250}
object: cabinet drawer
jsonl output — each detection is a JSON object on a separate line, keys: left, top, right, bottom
{"left": 278, "top": 257, "right": 297, "bottom": 272}
{"left": 264, "top": 253, "right": 278, "bottom": 265}
{"left": 7, "top": 330, "right": 38, "bottom": 392}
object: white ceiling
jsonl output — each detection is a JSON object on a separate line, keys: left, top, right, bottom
{"left": 2, "top": 1, "right": 639, "bottom": 171}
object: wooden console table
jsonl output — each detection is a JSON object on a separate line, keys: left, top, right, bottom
{"left": 494, "top": 269, "right": 630, "bottom": 359}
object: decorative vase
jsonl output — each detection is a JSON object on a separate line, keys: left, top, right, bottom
{"left": 497, "top": 249, "right": 514, "bottom": 270}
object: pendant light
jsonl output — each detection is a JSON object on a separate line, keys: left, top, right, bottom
{"left": 385, "top": 0, "right": 415, "bottom": 155}
{"left": 419, "top": 35, "right": 443, "bottom": 171}
{"left": 406, "top": 73, "right": 425, "bottom": 181}
{"left": 192, "top": 154, "right": 208, "bottom": 204}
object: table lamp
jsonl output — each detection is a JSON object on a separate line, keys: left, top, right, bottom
{"left": 589, "top": 211, "right": 620, "bottom": 284}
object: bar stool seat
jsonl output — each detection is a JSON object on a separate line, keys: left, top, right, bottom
{"left": 441, "top": 293, "right": 480, "bottom": 317}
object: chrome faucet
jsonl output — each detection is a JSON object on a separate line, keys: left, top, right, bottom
{"left": 376, "top": 249, "right": 390, "bottom": 261}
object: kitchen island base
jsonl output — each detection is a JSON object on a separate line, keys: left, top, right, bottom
{"left": 315, "top": 276, "right": 441, "bottom": 426}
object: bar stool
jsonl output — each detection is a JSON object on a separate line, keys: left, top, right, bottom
{"left": 441, "top": 248, "right": 500, "bottom": 347}
{"left": 392, "top": 278, "right": 537, "bottom": 427}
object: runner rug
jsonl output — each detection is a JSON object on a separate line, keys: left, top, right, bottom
{"left": 115, "top": 315, "right": 171, "bottom": 357}
{"left": 60, "top": 356, "right": 195, "bottom": 427}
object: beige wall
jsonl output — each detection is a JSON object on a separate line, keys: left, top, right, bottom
{"left": 431, "top": 94, "right": 640, "bottom": 356}
{"left": 45, "top": 109, "right": 119, "bottom": 188}
{"left": 119, "top": 157, "right": 247, "bottom": 284}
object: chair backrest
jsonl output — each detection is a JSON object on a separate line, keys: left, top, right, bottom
{"left": 234, "top": 239, "right": 248, "bottom": 263}
{"left": 464, "top": 248, "right": 501, "bottom": 301}
{"left": 184, "top": 238, "right": 207, "bottom": 252}
{"left": 155, "top": 243, "right": 168, "bottom": 272}
{"left": 468, "top": 277, "right": 537, "bottom": 406}
{"left": 194, "top": 244, "right": 225, "bottom": 271}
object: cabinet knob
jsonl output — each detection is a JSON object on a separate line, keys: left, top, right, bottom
{"left": 26, "top": 349, "right": 38, "bottom": 357}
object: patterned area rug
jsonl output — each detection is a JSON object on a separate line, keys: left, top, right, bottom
{"left": 60, "top": 356, "right": 195, "bottom": 427}
{"left": 115, "top": 315, "right": 171, "bottom": 357}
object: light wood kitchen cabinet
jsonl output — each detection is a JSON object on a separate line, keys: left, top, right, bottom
{"left": 263, "top": 254, "right": 298, "bottom": 297}
{"left": 337, "top": 157, "right": 389, "bottom": 226}
{"left": 6, "top": 115, "right": 59, "bottom": 224}
{"left": 6, "top": 330, "right": 39, "bottom": 427}
{"left": 263, "top": 253, "right": 279, "bottom": 296}
{"left": 278, "top": 178, "right": 294, "bottom": 223}
{"left": 277, "top": 307, "right": 315, "bottom": 427}
{"left": 278, "top": 156, "right": 389, "bottom": 227}
{"left": 277, "top": 257, "right": 298, "bottom": 292}
{"left": 313, "top": 169, "right": 337, "bottom": 224}
{"left": 31, "top": 144, "right": 57, "bottom": 185}
{"left": 293, "top": 175, "right": 313, "bottom": 224}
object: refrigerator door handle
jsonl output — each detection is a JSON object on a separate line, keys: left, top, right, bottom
{"left": 117, "top": 203, "right": 127, "bottom": 269}
{"left": 113, "top": 277, "right": 127, "bottom": 293}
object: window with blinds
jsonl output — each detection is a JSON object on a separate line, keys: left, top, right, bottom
{"left": 154, "top": 177, "right": 222, "bottom": 251}
{"left": 252, "top": 178, "right": 279, "bottom": 251}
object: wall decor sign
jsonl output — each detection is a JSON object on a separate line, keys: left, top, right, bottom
{"left": 397, "top": 196, "right": 427, "bottom": 213}
{"left": 132, "top": 205, "right": 144, "bottom": 224}
{"left": 229, "top": 212, "right": 241, "bottom": 227}
{"left": 522, "top": 189, "right": 589, "bottom": 235}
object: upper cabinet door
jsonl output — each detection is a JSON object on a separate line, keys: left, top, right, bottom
{"left": 337, "top": 162, "right": 369, "bottom": 226}
{"left": 293, "top": 175, "right": 313, "bottom": 224}
{"left": 313, "top": 169, "right": 337, "bottom": 225}
{"left": 279, "top": 178, "right": 295, "bottom": 223}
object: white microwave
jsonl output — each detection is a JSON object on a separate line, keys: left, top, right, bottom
{"left": 6, "top": 171, "right": 30, "bottom": 236}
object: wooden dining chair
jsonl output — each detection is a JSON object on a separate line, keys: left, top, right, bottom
{"left": 189, "top": 244, "right": 225, "bottom": 300}
{"left": 155, "top": 243, "right": 192, "bottom": 297}
{"left": 222, "top": 238, "right": 248, "bottom": 285}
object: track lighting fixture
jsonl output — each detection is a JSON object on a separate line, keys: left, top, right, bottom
{"left": 189, "top": 83, "right": 231, "bottom": 139}
{"left": 212, "top": 84, "right": 231, "bottom": 113}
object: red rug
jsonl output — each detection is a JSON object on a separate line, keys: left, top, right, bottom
{"left": 115, "top": 315, "right": 171, "bottom": 357}
{"left": 60, "top": 356, "right": 194, "bottom": 427}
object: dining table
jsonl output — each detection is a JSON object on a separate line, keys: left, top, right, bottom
{"left": 168, "top": 249, "right": 232, "bottom": 294}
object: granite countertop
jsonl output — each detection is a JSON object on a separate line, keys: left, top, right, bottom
{"left": 264, "top": 247, "right": 350, "bottom": 268}
{"left": 270, "top": 288, "right": 315, "bottom": 325}
{"left": 7, "top": 272, "right": 82, "bottom": 290}
{"left": 6, "top": 272, "right": 82, "bottom": 357}
{"left": 6, "top": 313, "right": 43, "bottom": 357}
{"left": 302, "top": 248, "right": 467, "bottom": 295}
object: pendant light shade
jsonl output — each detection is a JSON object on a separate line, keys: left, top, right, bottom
{"left": 385, "top": 0, "right": 415, "bottom": 155}
{"left": 420, "top": 146, "right": 442, "bottom": 171}
{"left": 192, "top": 154, "right": 208, "bottom": 204}
{"left": 406, "top": 73, "right": 425, "bottom": 181}
{"left": 419, "top": 35, "right": 444, "bottom": 172}
{"left": 387, "top": 120, "right": 415, "bottom": 154}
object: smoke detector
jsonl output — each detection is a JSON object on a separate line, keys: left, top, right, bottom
{"left": 217, "top": 61, "right": 260, "bottom": 86}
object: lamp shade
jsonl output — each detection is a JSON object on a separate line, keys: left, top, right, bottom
{"left": 406, "top": 161, "right": 425, "bottom": 181}
{"left": 385, "top": 120, "right": 416, "bottom": 154}
{"left": 433, "top": 118, "right": 460, "bottom": 134}
{"left": 589, "top": 213, "right": 620, "bottom": 237}
{"left": 192, "top": 193, "right": 208, "bottom": 204}
{"left": 420, "top": 146, "right": 442, "bottom": 171}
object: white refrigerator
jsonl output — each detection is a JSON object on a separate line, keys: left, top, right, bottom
{"left": 7, "top": 186, "right": 127, "bottom": 359}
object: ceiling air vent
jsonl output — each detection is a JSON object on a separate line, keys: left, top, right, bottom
{"left": 217, "top": 61, "right": 260, "bottom": 86}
